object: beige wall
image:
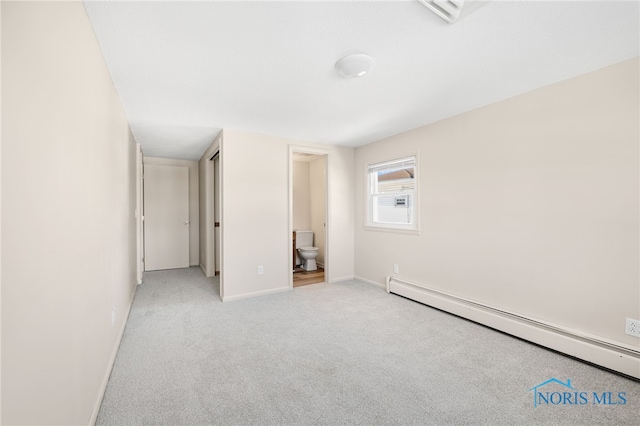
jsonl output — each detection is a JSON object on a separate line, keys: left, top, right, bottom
{"left": 292, "top": 161, "right": 311, "bottom": 230}
{"left": 1, "top": 2, "right": 138, "bottom": 424}
{"left": 309, "top": 156, "right": 327, "bottom": 266}
{"left": 355, "top": 58, "right": 640, "bottom": 350}
{"left": 144, "top": 157, "right": 199, "bottom": 266}
{"left": 222, "top": 129, "right": 354, "bottom": 301}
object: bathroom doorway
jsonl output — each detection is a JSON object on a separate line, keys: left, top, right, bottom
{"left": 290, "top": 148, "right": 328, "bottom": 288}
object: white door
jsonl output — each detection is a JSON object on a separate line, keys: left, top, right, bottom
{"left": 144, "top": 164, "right": 189, "bottom": 271}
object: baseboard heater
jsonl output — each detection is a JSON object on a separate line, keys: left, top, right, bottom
{"left": 386, "top": 275, "right": 640, "bottom": 379}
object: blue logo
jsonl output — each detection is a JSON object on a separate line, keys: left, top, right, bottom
{"left": 529, "top": 378, "right": 627, "bottom": 407}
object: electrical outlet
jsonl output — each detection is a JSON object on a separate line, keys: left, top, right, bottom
{"left": 111, "top": 307, "right": 116, "bottom": 327}
{"left": 257, "top": 265, "right": 264, "bottom": 275}
{"left": 625, "top": 318, "right": 640, "bottom": 337}
{"left": 393, "top": 264, "right": 399, "bottom": 274}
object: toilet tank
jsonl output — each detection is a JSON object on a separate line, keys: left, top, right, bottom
{"left": 295, "top": 230, "right": 314, "bottom": 248}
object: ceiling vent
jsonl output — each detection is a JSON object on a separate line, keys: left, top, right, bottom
{"left": 418, "top": 0, "right": 488, "bottom": 24}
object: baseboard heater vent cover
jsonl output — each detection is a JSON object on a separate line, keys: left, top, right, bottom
{"left": 386, "top": 275, "right": 640, "bottom": 379}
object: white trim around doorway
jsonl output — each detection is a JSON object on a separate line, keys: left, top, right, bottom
{"left": 288, "top": 145, "right": 330, "bottom": 288}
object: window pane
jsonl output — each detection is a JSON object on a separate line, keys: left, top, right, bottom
{"left": 367, "top": 155, "right": 417, "bottom": 231}
{"left": 375, "top": 166, "right": 415, "bottom": 193}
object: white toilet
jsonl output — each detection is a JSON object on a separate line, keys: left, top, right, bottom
{"left": 295, "top": 230, "right": 319, "bottom": 271}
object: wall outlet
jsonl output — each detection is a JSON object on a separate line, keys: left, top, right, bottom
{"left": 393, "top": 264, "right": 399, "bottom": 274}
{"left": 625, "top": 318, "right": 640, "bottom": 337}
{"left": 257, "top": 265, "right": 264, "bottom": 275}
{"left": 111, "top": 307, "right": 116, "bottom": 327}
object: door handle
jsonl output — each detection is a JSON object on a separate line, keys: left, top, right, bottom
{"left": 184, "top": 221, "right": 189, "bottom": 225}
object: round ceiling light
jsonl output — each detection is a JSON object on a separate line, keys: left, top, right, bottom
{"left": 335, "top": 54, "right": 374, "bottom": 78}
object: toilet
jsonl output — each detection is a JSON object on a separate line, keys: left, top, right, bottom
{"left": 295, "top": 230, "right": 319, "bottom": 271}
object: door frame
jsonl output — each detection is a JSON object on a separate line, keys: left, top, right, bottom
{"left": 136, "top": 143, "right": 144, "bottom": 284}
{"left": 288, "top": 145, "right": 330, "bottom": 288}
{"left": 204, "top": 153, "right": 216, "bottom": 278}
{"left": 204, "top": 150, "right": 222, "bottom": 276}
{"left": 200, "top": 134, "right": 223, "bottom": 300}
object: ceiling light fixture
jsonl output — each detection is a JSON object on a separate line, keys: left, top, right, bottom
{"left": 335, "top": 54, "right": 374, "bottom": 78}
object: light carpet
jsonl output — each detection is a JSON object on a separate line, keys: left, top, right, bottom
{"left": 96, "top": 267, "right": 639, "bottom": 425}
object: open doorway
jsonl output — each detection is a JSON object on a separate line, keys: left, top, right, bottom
{"left": 198, "top": 134, "right": 223, "bottom": 300}
{"left": 136, "top": 144, "right": 144, "bottom": 284}
{"left": 203, "top": 150, "right": 222, "bottom": 297}
{"left": 290, "top": 148, "right": 328, "bottom": 288}
{"left": 213, "top": 154, "right": 221, "bottom": 278}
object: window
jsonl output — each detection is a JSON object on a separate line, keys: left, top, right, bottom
{"left": 366, "top": 156, "right": 418, "bottom": 233}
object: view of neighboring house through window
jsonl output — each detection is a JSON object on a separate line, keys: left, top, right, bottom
{"left": 367, "top": 156, "right": 418, "bottom": 232}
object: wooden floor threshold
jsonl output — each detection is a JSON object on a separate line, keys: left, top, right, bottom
{"left": 293, "top": 267, "right": 324, "bottom": 287}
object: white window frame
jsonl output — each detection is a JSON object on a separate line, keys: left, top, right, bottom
{"left": 365, "top": 155, "right": 420, "bottom": 235}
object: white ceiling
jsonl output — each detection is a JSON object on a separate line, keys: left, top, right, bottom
{"left": 84, "top": 1, "right": 639, "bottom": 161}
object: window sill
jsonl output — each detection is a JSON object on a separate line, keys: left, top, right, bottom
{"left": 364, "top": 225, "right": 420, "bottom": 236}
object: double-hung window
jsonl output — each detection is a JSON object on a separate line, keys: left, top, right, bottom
{"left": 366, "top": 156, "right": 418, "bottom": 233}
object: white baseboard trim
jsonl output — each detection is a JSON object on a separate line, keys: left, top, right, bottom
{"left": 387, "top": 276, "right": 640, "bottom": 379}
{"left": 354, "top": 275, "right": 386, "bottom": 290}
{"left": 89, "top": 283, "right": 137, "bottom": 425}
{"left": 329, "top": 275, "right": 355, "bottom": 284}
{"left": 222, "top": 285, "right": 290, "bottom": 302}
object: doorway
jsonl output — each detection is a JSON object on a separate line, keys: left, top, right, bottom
{"left": 201, "top": 146, "right": 223, "bottom": 298}
{"left": 213, "top": 155, "right": 221, "bottom": 277}
{"left": 290, "top": 148, "right": 328, "bottom": 288}
{"left": 136, "top": 144, "right": 144, "bottom": 283}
